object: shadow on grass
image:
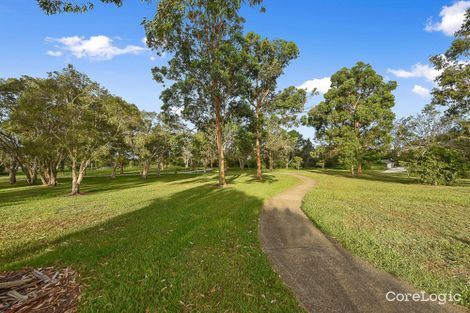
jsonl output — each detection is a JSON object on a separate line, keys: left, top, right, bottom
{"left": 245, "top": 173, "right": 278, "bottom": 184}
{"left": 0, "top": 180, "right": 300, "bottom": 312}
{"left": 307, "top": 169, "right": 415, "bottom": 185}
{"left": 308, "top": 168, "right": 470, "bottom": 187}
{"left": 0, "top": 174, "right": 200, "bottom": 208}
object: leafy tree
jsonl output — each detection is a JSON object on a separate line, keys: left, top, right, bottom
{"left": 192, "top": 131, "right": 217, "bottom": 171}
{"left": 394, "top": 107, "right": 468, "bottom": 185}
{"left": 102, "top": 95, "right": 142, "bottom": 178}
{"left": 291, "top": 156, "right": 303, "bottom": 171}
{"left": 233, "top": 125, "right": 254, "bottom": 169}
{"left": 145, "top": 0, "right": 262, "bottom": 186}
{"left": 429, "top": 9, "right": 469, "bottom": 119}
{"left": 49, "top": 65, "right": 112, "bottom": 194}
{"left": 241, "top": 32, "right": 300, "bottom": 179}
{"left": 295, "top": 136, "right": 315, "bottom": 168}
{"left": 264, "top": 115, "right": 298, "bottom": 170}
{"left": 224, "top": 122, "right": 253, "bottom": 169}
{"left": 6, "top": 77, "right": 65, "bottom": 186}
{"left": 404, "top": 144, "right": 465, "bottom": 185}
{"left": 173, "top": 128, "right": 194, "bottom": 169}
{"left": 0, "top": 150, "right": 18, "bottom": 184}
{"left": 0, "top": 77, "right": 41, "bottom": 185}
{"left": 393, "top": 107, "right": 449, "bottom": 157}
{"left": 309, "top": 143, "right": 334, "bottom": 169}
{"left": 306, "top": 62, "right": 396, "bottom": 175}
{"left": 0, "top": 78, "right": 22, "bottom": 184}
{"left": 37, "top": 0, "right": 125, "bottom": 14}
{"left": 129, "top": 112, "right": 173, "bottom": 179}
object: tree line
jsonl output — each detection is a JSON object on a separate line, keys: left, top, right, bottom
{"left": 305, "top": 10, "right": 469, "bottom": 185}
{"left": 0, "top": 65, "right": 312, "bottom": 194}
{"left": 1, "top": 1, "right": 468, "bottom": 189}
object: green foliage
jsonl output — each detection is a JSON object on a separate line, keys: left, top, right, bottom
{"left": 306, "top": 62, "right": 396, "bottom": 174}
{"left": 127, "top": 112, "right": 174, "bottom": 178}
{"left": 403, "top": 144, "right": 465, "bottom": 185}
{"left": 225, "top": 122, "right": 254, "bottom": 168}
{"left": 37, "top": 0, "right": 125, "bottom": 14}
{"left": 241, "top": 32, "right": 302, "bottom": 127}
{"left": 429, "top": 9, "right": 470, "bottom": 119}
{"left": 291, "top": 156, "right": 303, "bottom": 170}
{"left": 0, "top": 65, "right": 144, "bottom": 191}
{"left": 192, "top": 131, "right": 217, "bottom": 168}
{"left": 264, "top": 115, "right": 298, "bottom": 169}
{"left": 145, "top": 0, "right": 263, "bottom": 185}
{"left": 240, "top": 32, "right": 302, "bottom": 177}
{"left": 394, "top": 107, "right": 468, "bottom": 185}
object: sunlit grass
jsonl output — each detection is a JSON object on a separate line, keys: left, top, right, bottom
{"left": 301, "top": 169, "right": 470, "bottom": 308}
{"left": 0, "top": 170, "right": 304, "bottom": 312}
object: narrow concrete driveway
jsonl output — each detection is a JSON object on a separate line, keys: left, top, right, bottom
{"left": 259, "top": 174, "right": 467, "bottom": 313}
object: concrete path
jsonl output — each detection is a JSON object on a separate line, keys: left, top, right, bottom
{"left": 259, "top": 174, "right": 467, "bottom": 313}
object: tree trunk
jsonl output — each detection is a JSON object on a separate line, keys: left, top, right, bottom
{"left": 111, "top": 161, "right": 118, "bottom": 179}
{"left": 9, "top": 162, "right": 17, "bottom": 184}
{"left": 49, "top": 170, "right": 57, "bottom": 186}
{"left": 255, "top": 135, "right": 262, "bottom": 180}
{"left": 142, "top": 161, "right": 150, "bottom": 180}
{"left": 71, "top": 160, "right": 88, "bottom": 195}
{"left": 239, "top": 158, "right": 245, "bottom": 170}
{"left": 120, "top": 160, "right": 124, "bottom": 174}
{"left": 71, "top": 176, "right": 80, "bottom": 195}
{"left": 357, "top": 163, "right": 363, "bottom": 175}
{"left": 214, "top": 96, "right": 226, "bottom": 186}
{"left": 268, "top": 151, "right": 273, "bottom": 171}
{"left": 21, "top": 160, "right": 37, "bottom": 185}
{"left": 31, "top": 170, "right": 37, "bottom": 185}
{"left": 157, "top": 160, "right": 161, "bottom": 177}
{"left": 71, "top": 160, "right": 79, "bottom": 195}
{"left": 350, "top": 164, "right": 355, "bottom": 176}
{"left": 40, "top": 162, "right": 58, "bottom": 186}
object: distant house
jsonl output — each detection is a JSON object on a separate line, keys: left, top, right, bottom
{"left": 381, "top": 159, "right": 395, "bottom": 169}
{"left": 381, "top": 159, "right": 407, "bottom": 173}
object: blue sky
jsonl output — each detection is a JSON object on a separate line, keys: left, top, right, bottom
{"left": 1, "top": 0, "right": 468, "bottom": 139}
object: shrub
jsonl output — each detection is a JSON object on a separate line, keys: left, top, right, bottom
{"left": 404, "top": 144, "right": 465, "bottom": 185}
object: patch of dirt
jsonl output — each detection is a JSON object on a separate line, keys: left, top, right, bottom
{"left": 0, "top": 267, "right": 80, "bottom": 313}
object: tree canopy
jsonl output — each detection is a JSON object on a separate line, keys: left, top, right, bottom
{"left": 430, "top": 9, "right": 470, "bottom": 119}
{"left": 306, "top": 62, "right": 397, "bottom": 175}
{"left": 145, "top": 0, "right": 262, "bottom": 186}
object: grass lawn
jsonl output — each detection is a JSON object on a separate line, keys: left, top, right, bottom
{"left": 0, "top": 170, "right": 305, "bottom": 312}
{"left": 301, "top": 169, "right": 470, "bottom": 308}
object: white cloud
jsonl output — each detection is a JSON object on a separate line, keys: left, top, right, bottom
{"left": 412, "top": 85, "right": 430, "bottom": 98}
{"left": 46, "top": 35, "right": 147, "bottom": 60}
{"left": 387, "top": 63, "right": 440, "bottom": 82}
{"left": 425, "top": 1, "right": 470, "bottom": 36}
{"left": 150, "top": 56, "right": 157, "bottom": 61}
{"left": 297, "top": 77, "right": 331, "bottom": 94}
{"left": 47, "top": 50, "right": 63, "bottom": 57}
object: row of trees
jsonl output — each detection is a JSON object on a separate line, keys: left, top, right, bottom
{"left": 0, "top": 65, "right": 313, "bottom": 193}
{"left": 1, "top": 1, "right": 467, "bottom": 188}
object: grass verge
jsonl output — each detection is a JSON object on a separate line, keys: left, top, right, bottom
{"left": 301, "top": 169, "right": 470, "bottom": 308}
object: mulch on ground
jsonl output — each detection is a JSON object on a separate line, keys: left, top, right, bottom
{"left": 0, "top": 267, "right": 80, "bottom": 313}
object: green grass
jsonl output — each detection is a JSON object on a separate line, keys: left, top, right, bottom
{"left": 0, "top": 170, "right": 305, "bottom": 312}
{"left": 301, "top": 169, "right": 470, "bottom": 308}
